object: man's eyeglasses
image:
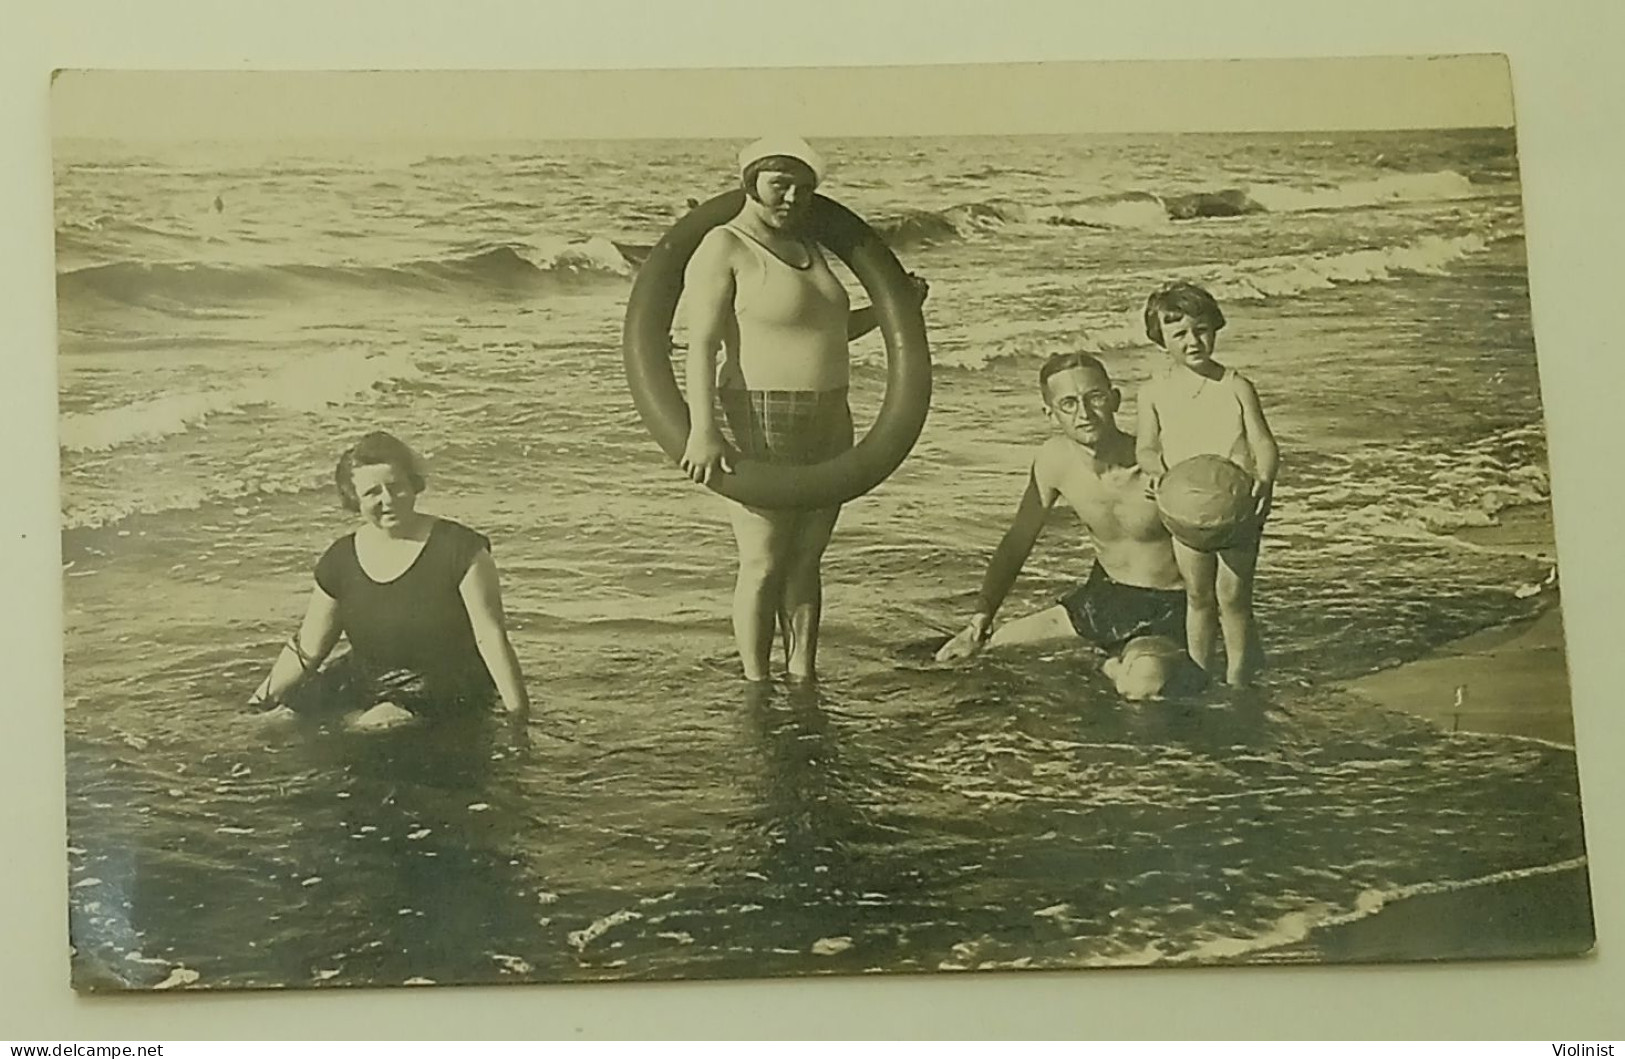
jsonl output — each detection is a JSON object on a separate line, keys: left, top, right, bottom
{"left": 1049, "top": 392, "right": 1113, "bottom": 415}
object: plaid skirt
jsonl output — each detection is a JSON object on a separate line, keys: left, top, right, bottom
{"left": 718, "top": 386, "right": 854, "bottom": 466}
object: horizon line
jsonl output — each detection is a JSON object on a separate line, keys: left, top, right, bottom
{"left": 51, "top": 124, "right": 1517, "bottom": 144}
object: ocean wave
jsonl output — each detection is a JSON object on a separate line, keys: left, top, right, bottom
{"left": 58, "top": 348, "right": 423, "bottom": 455}
{"left": 56, "top": 238, "right": 638, "bottom": 313}
{"left": 1165, "top": 855, "right": 1589, "bottom": 966}
{"left": 1275, "top": 423, "right": 1552, "bottom": 554}
{"left": 920, "top": 709, "right": 1584, "bottom": 972}
{"left": 874, "top": 201, "right": 1026, "bottom": 248}
{"left": 952, "top": 164, "right": 1048, "bottom": 182}
{"left": 871, "top": 169, "right": 1490, "bottom": 248}
{"left": 61, "top": 470, "right": 332, "bottom": 533}
{"left": 55, "top": 217, "right": 209, "bottom": 270}
{"left": 1247, "top": 169, "right": 1481, "bottom": 214}
{"left": 928, "top": 229, "right": 1508, "bottom": 371}
{"left": 412, "top": 152, "right": 570, "bottom": 170}
{"left": 53, "top": 170, "right": 1498, "bottom": 305}
{"left": 58, "top": 214, "right": 204, "bottom": 242}
{"left": 873, "top": 195, "right": 1174, "bottom": 247}
{"left": 1040, "top": 192, "right": 1180, "bottom": 230}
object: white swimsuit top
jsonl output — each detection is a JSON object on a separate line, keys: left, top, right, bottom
{"left": 716, "top": 222, "right": 849, "bottom": 391}
{"left": 1147, "top": 366, "right": 1254, "bottom": 475}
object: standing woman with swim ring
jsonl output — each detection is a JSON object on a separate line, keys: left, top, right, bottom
{"left": 680, "top": 135, "right": 928, "bottom": 684}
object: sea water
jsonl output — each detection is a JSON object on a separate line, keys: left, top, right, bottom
{"left": 56, "top": 130, "right": 1587, "bottom": 988}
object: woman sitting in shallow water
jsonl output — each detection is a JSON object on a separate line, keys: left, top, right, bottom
{"left": 248, "top": 430, "right": 531, "bottom": 730}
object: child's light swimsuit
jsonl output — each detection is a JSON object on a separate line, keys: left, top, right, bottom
{"left": 1147, "top": 365, "right": 1255, "bottom": 475}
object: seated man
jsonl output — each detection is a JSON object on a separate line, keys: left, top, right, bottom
{"left": 937, "top": 352, "right": 1203, "bottom": 700}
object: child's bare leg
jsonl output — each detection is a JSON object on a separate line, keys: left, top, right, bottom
{"left": 1216, "top": 543, "right": 1264, "bottom": 686}
{"left": 1172, "top": 541, "right": 1221, "bottom": 676}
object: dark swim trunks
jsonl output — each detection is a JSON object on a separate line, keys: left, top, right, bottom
{"left": 718, "top": 386, "right": 854, "bottom": 466}
{"left": 1059, "top": 562, "right": 1187, "bottom": 653}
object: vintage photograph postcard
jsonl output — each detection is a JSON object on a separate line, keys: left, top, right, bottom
{"left": 51, "top": 56, "right": 1593, "bottom": 993}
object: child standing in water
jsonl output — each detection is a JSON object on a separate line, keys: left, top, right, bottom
{"left": 1135, "top": 282, "right": 1280, "bottom": 687}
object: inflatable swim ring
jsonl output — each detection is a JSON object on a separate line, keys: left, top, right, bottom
{"left": 622, "top": 190, "right": 931, "bottom": 509}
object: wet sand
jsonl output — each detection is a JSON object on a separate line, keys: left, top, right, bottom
{"left": 1339, "top": 500, "right": 1572, "bottom": 745}
{"left": 1271, "top": 501, "right": 1593, "bottom": 964}
{"left": 1339, "top": 605, "right": 1573, "bottom": 744}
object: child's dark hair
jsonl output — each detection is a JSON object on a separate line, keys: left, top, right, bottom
{"left": 1143, "top": 282, "right": 1226, "bottom": 347}
{"left": 334, "top": 431, "right": 427, "bottom": 512}
{"left": 1038, "top": 351, "right": 1110, "bottom": 397}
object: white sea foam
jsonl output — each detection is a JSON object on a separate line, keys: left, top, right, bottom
{"left": 1167, "top": 855, "right": 1589, "bottom": 966}
{"left": 931, "top": 229, "right": 1506, "bottom": 371}
{"left": 59, "top": 348, "right": 423, "bottom": 454}
{"left": 1246, "top": 169, "right": 1481, "bottom": 214}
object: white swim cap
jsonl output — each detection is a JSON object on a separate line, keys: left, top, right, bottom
{"left": 737, "top": 134, "right": 826, "bottom": 185}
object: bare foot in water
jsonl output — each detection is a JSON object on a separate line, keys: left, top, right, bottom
{"left": 346, "top": 701, "right": 417, "bottom": 732}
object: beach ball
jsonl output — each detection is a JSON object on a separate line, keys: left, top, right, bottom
{"left": 1156, "top": 455, "right": 1255, "bottom": 552}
